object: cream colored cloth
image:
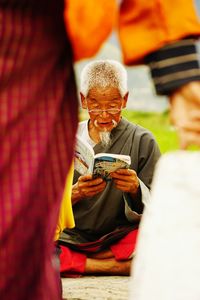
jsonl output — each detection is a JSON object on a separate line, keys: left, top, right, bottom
{"left": 129, "top": 151, "right": 200, "bottom": 300}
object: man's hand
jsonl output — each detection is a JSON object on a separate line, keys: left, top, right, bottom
{"left": 170, "top": 81, "right": 200, "bottom": 149}
{"left": 72, "top": 174, "right": 106, "bottom": 204}
{"left": 110, "top": 169, "right": 139, "bottom": 196}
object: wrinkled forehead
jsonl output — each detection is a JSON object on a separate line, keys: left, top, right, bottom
{"left": 87, "top": 86, "right": 122, "bottom": 102}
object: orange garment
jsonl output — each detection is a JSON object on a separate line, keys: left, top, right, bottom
{"left": 118, "top": 0, "right": 200, "bottom": 65}
{"left": 64, "top": 0, "right": 117, "bottom": 61}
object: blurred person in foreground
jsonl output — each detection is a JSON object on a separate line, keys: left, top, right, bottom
{"left": 0, "top": 1, "right": 116, "bottom": 299}
{"left": 112, "top": 1, "right": 200, "bottom": 299}
{"left": 58, "top": 60, "right": 161, "bottom": 277}
{"left": 116, "top": 0, "right": 200, "bottom": 149}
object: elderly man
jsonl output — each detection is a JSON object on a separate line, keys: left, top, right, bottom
{"left": 58, "top": 60, "right": 161, "bottom": 276}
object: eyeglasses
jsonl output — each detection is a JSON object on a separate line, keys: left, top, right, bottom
{"left": 87, "top": 108, "right": 122, "bottom": 115}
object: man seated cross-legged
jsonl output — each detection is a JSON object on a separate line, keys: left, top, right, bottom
{"left": 58, "top": 60, "right": 161, "bottom": 276}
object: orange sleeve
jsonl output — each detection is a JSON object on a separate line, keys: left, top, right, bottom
{"left": 64, "top": 0, "right": 117, "bottom": 61}
{"left": 118, "top": 0, "right": 200, "bottom": 65}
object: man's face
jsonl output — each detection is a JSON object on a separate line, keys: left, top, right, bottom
{"left": 81, "top": 86, "right": 128, "bottom": 133}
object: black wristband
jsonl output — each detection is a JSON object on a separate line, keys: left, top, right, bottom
{"left": 145, "top": 38, "right": 200, "bottom": 95}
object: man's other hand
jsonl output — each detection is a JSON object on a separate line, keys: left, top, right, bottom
{"left": 110, "top": 169, "right": 139, "bottom": 196}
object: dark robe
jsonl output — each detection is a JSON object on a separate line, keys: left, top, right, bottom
{"left": 60, "top": 118, "right": 161, "bottom": 247}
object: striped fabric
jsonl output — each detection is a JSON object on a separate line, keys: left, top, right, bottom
{"left": 0, "top": 1, "right": 78, "bottom": 300}
{"left": 59, "top": 225, "right": 138, "bottom": 254}
{"left": 146, "top": 38, "right": 200, "bottom": 95}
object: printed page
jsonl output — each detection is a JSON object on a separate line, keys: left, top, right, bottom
{"left": 74, "top": 135, "right": 94, "bottom": 175}
{"left": 93, "top": 153, "right": 131, "bottom": 179}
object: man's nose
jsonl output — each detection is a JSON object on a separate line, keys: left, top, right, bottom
{"left": 100, "top": 110, "right": 109, "bottom": 117}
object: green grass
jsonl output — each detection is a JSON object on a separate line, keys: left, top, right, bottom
{"left": 79, "top": 110, "right": 179, "bottom": 153}
{"left": 122, "top": 110, "right": 179, "bottom": 153}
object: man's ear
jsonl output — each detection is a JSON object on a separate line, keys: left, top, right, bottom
{"left": 80, "top": 92, "right": 87, "bottom": 109}
{"left": 122, "top": 92, "right": 129, "bottom": 108}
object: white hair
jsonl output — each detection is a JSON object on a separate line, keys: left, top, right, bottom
{"left": 80, "top": 59, "right": 128, "bottom": 97}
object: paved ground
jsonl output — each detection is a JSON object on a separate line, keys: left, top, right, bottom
{"left": 62, "top": 276, "right": 130, "bottom": 300}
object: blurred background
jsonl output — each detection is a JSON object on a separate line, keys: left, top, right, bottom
{"left": 74, "top": 0, "right": 200, "bottom": 153}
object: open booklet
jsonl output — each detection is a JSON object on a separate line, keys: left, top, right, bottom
{"left": 74, "top": 135, "right": 131, "bottom": 180}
